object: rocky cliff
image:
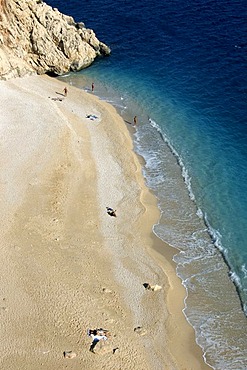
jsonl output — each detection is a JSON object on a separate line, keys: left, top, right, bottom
{"left": 0, "top": 0, "right": 110, "bottom": 80}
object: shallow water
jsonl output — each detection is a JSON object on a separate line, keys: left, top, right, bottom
{"left": 47, "top": 0, "right": 247, "bottom": 368}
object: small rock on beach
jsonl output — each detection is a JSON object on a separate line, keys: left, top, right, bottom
{"left": 134, "top": 326, "right": 147, "bottom": 336}
{"left": 63, "top": 351, "right": 76, "bottom": 359}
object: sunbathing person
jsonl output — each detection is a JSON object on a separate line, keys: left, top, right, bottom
{"left": 87, "top": 328, "right": 109, "bottom": 353}
{"left": 106, "top": 207, "right": 117, "bottom": 217}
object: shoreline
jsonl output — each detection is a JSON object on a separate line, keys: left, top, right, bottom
{"left": 0, "top": 75, "right": 210, "bottom": 369}
{"left": 118, "top": 124, "right": 211, "bottom": 369}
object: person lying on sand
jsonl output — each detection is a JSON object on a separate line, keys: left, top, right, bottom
{"left": 49, "top": 97, "right": 63, "bottom": 102}
{"left": 86, "top": 114, "right": 98, "bottom": 120}
{"left": 143, "top": 282, "right": 162, "bottom": 291}
{"left": 106, "top": 207, "right": 117, "bottom": 217}
{"left": 87, "top": 328, "right": 109, "bottom": 353}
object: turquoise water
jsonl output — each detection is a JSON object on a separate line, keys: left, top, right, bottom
{"left": 47, "top": 1, "right": 247, "bottom": 368}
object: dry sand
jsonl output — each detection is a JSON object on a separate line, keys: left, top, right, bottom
{"left": 0, "top": 75, "right": 211, "bottom": 369}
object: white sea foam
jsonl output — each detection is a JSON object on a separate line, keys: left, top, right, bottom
{"left": 148, "top": 117, "right": 197, "bottom": 201}
{"left": 59, "top": 73, "right": 71, "bottom": 77}
{"left": 136, "top": 113, "right": 247, "bottom": 365}
{"left": 229, "top": 271, "right": 242, "bottom": 288}
{"left": 181, "top": 166, "right": 195, "bottom": 201}
{"left": 204, "top": 213, "right": 223, "bottom": 249}
{"left": 241, "top": 264, "right": 247, "bottom": 279}
{"left": 99, "top": 97, "right": 127, "bottom": 110}
{"left": 138, "top": 117, "right": 245, "bottom": 320}
{"left": 196, "top": 208, "right": 204, "bottom": 219}
{"left": 148, "top": 117, "right": 163, "bottom": 134}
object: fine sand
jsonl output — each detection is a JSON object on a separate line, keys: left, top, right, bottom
{"left": 0, "top": 75, "right": 211, "bottom": 369}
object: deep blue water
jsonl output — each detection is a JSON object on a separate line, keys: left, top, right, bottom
{"left": 47, "top": 1, "right": 247, "bottom": 368}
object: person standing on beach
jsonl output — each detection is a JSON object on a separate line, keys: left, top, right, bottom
{"left": 133, "top": 115, "right": 137, "bottom": 125}
{"left": 92, "top": 82, "right": 95, "bottom": 92}
{"left": 63, "top": 87, "right": 68, "bottom": 97}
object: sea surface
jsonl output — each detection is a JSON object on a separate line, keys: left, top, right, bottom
{"left": 47, "top": 1, "right": 247, "bottom": 368}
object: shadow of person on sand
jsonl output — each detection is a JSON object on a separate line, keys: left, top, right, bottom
{"left": 55, "top": 91, "right": 65, "bottom": 97}
{"left": 48, "top": 96, "right": 63, "bottom": 102}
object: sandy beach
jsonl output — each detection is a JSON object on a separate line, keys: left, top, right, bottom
{"left": 0, "top": 75, "right": 211, "bottom": 369}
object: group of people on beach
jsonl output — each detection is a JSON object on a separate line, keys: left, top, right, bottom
{"left": 90, "top": 83, "right": 138, "bottom": 128}
{"left": 63, "top": 82, "right": 94, "bottom": 96}
{"left": 63, "top": 84, "right": 138, "bottom": 128}
{"left": 59, "top": 83, "right": 155, "bottom": 358}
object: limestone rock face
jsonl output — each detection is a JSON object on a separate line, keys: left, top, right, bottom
{"left": 0, "top": 0, "right": 110, "bottom": 80}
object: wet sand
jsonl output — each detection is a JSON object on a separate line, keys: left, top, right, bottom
{"left": 0, "top": 75, "right": 211, "bottom": 369}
